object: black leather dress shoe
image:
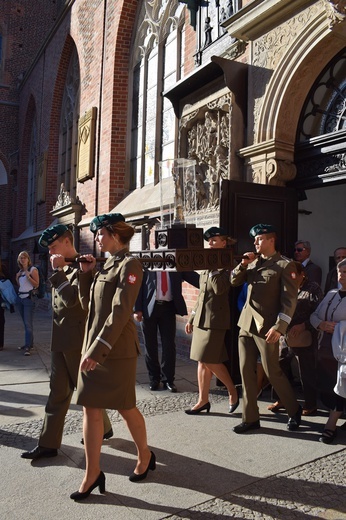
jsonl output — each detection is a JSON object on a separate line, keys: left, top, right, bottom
{"left": 149, "top": 382, "right": 160, "bottom": 391}
{"left": 164, "top": 382, "right": 177, "bottom": 393}
{"left": 21, "top": 445, "right": 58, "bottom": 460}
{"left": 287, "top": 405, "right": 302, "bottom": 431}
{"left": 233, "top": 420, "right": 260, "bottom": 434}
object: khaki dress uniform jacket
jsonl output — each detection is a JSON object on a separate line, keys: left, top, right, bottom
{"left": 231, "top": 253, "right": 299, "bottom": 422}
{"left": 76, "top": 249, "right": 143, "bottom": 410}
{"left": 39, "top": 265, "right": 111, "bottom": 449}
{"left": 50, "top": 267, "right": 87, "bottom": 352}
{"left": 232, "top": 254, "right": 298, "bottom": 338}
{"left": 189, "top": 269, "right": 231, "bottom": 363}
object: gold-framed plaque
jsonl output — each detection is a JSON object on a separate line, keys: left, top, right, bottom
{"left": 77, "top": 106, "right": 97, "bottom": 182}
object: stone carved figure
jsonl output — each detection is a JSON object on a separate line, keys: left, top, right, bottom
{"left": 220, "top": 8, "right": 227, "bottom": 22}
{"left": 187, "top": 127, "right": 197, "bottom": 158}
{"left": 195, "top": 166, "right": 208, "bottom": 209}
{"left": 220, "top": 114, "right": 229, "bottom": 147}
{"left": 54, "top": 183, "right": 72, "bottom": 209}
{"left": 182, "top": 165, "right": 195, "bottom": 214}
{"left": 184, "top": 110, "right": 229, "bottom": 211}
{"left": 172, "top": 166, "right": 185, "bottom": 224}
{"left": 204, "top": 16, "right": 213, "bottom": 48}
{"left": 227, "top": 0, "right": 234, "bottom": 17}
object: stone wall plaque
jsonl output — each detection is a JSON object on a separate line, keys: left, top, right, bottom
{"left": 77, "top": 106, "right": 97, "bottom": 182}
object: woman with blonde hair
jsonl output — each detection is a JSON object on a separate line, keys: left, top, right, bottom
{"left": 70, "top": 213, "right": 155, "bottom": 501}
{"left": 15, "top": 251, "right": 39, "bottom": 356}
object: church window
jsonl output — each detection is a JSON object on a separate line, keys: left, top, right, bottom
{"left": 58, "top": 47, "right": 80, "bottom": 200}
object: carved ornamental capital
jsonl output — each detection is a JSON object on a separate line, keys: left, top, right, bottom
{"left": 325, "top": 0, "right": 346, "bottom": 21}
{"left": 250, "top": 158, "right": 297, "bottom": 186}
{"left": 265, "top": 158, "right": 297, "bottom": 186}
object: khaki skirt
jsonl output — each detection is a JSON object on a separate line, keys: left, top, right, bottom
{"left": 76, "top": 356, "right": 137, "bottom": 410}
{"left": 190, "top": 327, "right": 228, "bottom": 363}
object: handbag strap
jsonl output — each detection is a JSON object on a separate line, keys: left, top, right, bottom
{"left": 324, "top": 292, "right": 338, "bottom": 321}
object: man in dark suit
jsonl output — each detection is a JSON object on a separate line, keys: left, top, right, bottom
{"left": 294, "top": 240, "right": 322, "bottom": 286}
{"left": 134, "top": 270, "right": 199, "bottom": 392}
{"left": 231, "top": 224, "right": 301, "bottom": 434}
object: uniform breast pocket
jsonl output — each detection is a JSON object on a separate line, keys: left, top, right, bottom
{"left": 96, "top": 275, "right": 117, "bottom": 299}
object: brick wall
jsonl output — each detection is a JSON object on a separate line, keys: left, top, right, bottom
{"left": 0, "top": 1, "right": 60, "bottom": 269}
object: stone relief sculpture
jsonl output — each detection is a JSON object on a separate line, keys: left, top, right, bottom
{"left": 54, "top": 183, "right": 73, "bottom": 209}
{"left": 53, "top": 183, "right": 83, "bottom": 210}
{"left": 182, "top": 108, "right": 230, "bottom": 213}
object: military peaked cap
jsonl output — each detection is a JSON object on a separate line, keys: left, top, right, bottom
{"left": 39, "top": 224, "right": 69, "bottom": 248}
{"left": 90, "top": 213, "right": 125, "bottom": 233}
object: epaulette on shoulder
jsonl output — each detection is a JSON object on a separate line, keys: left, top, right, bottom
{"left": 125, "top": 252, "right": 140, "bottom": 263}
{"left": 280, "top": 255, "right": 293, "bottom": 263}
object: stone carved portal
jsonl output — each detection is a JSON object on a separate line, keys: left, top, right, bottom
{"left": 180, "top": 104, "right": 230, "bottom": 214}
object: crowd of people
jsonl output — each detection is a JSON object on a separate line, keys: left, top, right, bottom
{"left": 0, "top": 214, "right": 345, "bottom": 499}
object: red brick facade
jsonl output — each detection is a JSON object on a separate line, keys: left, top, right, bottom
{"left": 0, "top": 1, "right": 60, "bottom": 269}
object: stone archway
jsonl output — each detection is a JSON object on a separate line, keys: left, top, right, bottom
{"left": 239, "top": 0, "right": 346, "bottom": 186}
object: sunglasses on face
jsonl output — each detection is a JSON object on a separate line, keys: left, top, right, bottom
{"left": 294, "top": 248, "right": 305, "bottom": 252}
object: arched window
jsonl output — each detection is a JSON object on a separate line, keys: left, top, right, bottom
{"left": 130, "top": 1, "right": 185, "bottom": 189}
{"left": 298, "top": 48, "right": 346, "bottom": 141}
{"left": 27, "top": 119, "right": 37, "bottom": 226}
{"left": 0, "top": 160, "right": 7, "bottom": 185}
{"left": 0, "top": 29, "right": 4, "bottom": 82}
{"left": 58, "top": 47, "right": 80, "bottom": 199}
{"left": 295, "top": 47, "right": 346, "bottom": 188}
{"left": 0, "top": 33, "right": 2, "bottom": 75}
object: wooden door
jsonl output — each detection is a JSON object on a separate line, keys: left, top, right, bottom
{"left": 219, "top": 179, "right": 298, "bottom": 385}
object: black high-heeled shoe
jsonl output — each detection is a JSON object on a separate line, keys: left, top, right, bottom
{"left": 229, "top": 399, "right": 239, "bottom": 414}
{"left": 70, "top": 471, "right": 106, "bottom": 501}
{"left": 129, "top": 451, "right": 156, "bottom": 482}
{"left": 185, "top": 402, "right": 211, "bottom": 415}
{"left": 319, "top": 428, "right": 337, "bottom": 444}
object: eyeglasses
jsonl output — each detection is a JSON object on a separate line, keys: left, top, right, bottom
{"left": 294, "top": 248, "right": 306, "bottom": 252}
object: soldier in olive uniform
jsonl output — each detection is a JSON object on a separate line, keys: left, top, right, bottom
{"left": 70, "top": 214, "right": 154, "bottom": 501}
{"left": 185, "top": 226, "right": 239, "bottom": 415}
{"left": 21, "top": 225, "right": 112, "bottom": 461}
{"left": 230, "top": 224, "right": 302, "bottom": 434}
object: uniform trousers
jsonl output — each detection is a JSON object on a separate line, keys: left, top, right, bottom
{"left": 141, "top": 300, "right": 176, "bottom": 384}
{"left": 39, "top": 350, "right": 112, "bottom": 449}
{"left": 239, "top": 330, "right": 299, "bottom": 423}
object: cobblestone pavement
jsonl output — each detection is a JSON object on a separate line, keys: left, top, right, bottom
{"left": 165, "top": 450, "right": 346, "bottom": 519}
{"left": 1, "top": 391, "right": 346, "bottom": 519}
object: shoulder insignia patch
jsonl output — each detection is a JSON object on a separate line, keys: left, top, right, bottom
{"left": 128, "top": 273, "right": 137, "bottom": 285}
